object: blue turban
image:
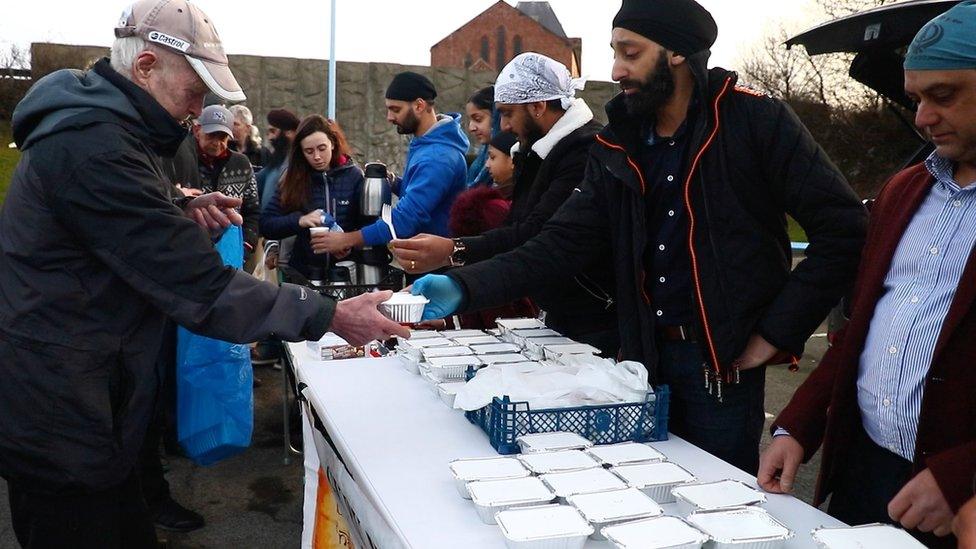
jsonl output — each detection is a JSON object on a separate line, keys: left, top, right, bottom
{"left": 905, "top": 0, "right": 976, "bottom": 70}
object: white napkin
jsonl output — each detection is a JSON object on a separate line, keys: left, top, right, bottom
{"left": 453, "top": 357, "right": 650, "bottom": 411}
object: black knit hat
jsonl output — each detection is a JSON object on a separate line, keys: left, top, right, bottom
{"left": 385, "top": 71, "right": 437, "bottom": 102}
{"left": 266, "top": 108, "right": 300, "bottom": 132}
{"left": 489, "top": 132, "right": 518, "bottom": 157}
{"left": 613, "top": 0, "right": 718, "bottom": 56}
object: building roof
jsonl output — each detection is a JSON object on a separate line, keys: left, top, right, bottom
{"left": 515, "top": 2, "right": 567, "bottom": 38}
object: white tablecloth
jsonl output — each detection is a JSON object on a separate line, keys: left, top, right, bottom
{"left": 289, "top": 342, "right": 845, "bottom": 548}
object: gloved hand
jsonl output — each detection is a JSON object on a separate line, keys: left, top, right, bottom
{"left": 411, "top": 275, "right": 463, "bottom": 320}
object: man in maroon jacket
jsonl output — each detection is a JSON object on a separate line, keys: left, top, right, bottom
{"left": 758, "top": 4, "right": 976, "bottom": 547}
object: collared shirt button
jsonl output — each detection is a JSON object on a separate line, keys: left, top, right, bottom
{"left": 953, "top": 200, "right": 962, "bottom": 207}
{"left": 930, "top": 247, "right": 939, "bottom": 255}
{"left": 889, "top": 444, "right": 898, "bottom": 452}
{"left": 656, "top": 310, "right": 663, "bottom": 317}
{"left": 910, "top": 296, "right": 919, "bottom": 303}
{"left": 668, "top": 210, "right": 675, "bottom": 217}
{"left": 658, "top": 244, "right": 666, "bottom": 251}
{"left": 888, "top": 346, "right": 898, "bottom": 354}
{"left": 666, "top": 175, "right": 674, "bottom": 182}
{"left": 883, "top": 398, "right": 891, "bottom": 407}
{"left": 659, "top": 277, "right": 666, "bottom": 283}
{"left": 669, "top": 140, "right": 675, "bottom": 146}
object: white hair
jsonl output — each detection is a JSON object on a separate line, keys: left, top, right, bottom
{"left": 229, "top": 104, "right": 254, "bottom": 126}
{"left": 110, "top": 36, "right": 149, "bottom": 78}
{"left": 249, "top": 125, "right": 263, "bottom": 147}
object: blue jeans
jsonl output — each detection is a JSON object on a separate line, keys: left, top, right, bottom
{"left": 657, "top": 340, "right": 767, "bottom": 474}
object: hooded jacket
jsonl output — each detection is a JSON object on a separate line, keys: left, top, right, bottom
{"left": 260, "top": 158, "right": 366, "bottom": 278}
{"left": 449, "top": 53, "right": 867, "bottom": 387}
{"left": 0, "top": 59, "right": 333, "bottom": 493}
{"left": 361, "top": 113, "right": 469, "bottom": 245}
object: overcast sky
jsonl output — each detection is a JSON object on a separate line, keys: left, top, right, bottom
{"left": 2, "top": 0, "right": 825, "bottom": 83}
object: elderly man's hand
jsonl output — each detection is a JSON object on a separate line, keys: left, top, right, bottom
{"left": 889, "top": 469, "right": 955, "bottom": 537}
{"left": 391, "top": 234, "right": 454, "bottom": 274}
{"left": 953, "top": 495, "right": 976, "bottom": 544}
{"left": 330, "top": 290, "right": 410, "bottom": 346}
{"left": 184, "top": 192, "right": 243, "bottom": 235}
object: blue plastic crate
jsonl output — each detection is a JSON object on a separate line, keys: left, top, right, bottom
{"left": 465, "top": 385, "right": 669, "bottom": 455}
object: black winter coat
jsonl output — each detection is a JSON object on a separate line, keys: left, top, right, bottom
{"left": 450, "top": 57, "right": 867, "bottom": 386}
{"left": 0, "top": 59, "right": 334, "bottom": 493}
{"left": 459, "top": 116, "right": 617, "bottom": 337}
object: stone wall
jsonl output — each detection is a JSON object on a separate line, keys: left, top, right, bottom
{"left": 30, "top": 42, "right": 617, "bottom": 173}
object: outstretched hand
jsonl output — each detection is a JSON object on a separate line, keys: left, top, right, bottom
{"left": 330, "top": 290, "right": 410, "bottom": 346}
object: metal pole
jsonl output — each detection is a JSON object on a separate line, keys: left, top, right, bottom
{"left": 328, "top": 0, "right": 337, "bottom": 119}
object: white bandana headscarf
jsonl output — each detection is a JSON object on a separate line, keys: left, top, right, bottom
{"left": 494, "top": 52, "right": 586, "bottom": 110}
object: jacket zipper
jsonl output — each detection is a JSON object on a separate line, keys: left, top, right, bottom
{"left": 684, "top": 76, "right": 734, "bottom": 398}
{"left": 597, "top": 76, "right": 735, "bottom": 400}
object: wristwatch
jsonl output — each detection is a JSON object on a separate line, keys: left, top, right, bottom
{"left": 449, "top": 238, "right": 468, "bottom": 267}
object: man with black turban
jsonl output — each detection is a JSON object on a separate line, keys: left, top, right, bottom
{"left": 413, "top": 0, "right": 868, "bottom": 474}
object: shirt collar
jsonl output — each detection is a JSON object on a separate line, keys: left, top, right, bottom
{"left": 925, "top": 151, "right": 965, "bottom": 193}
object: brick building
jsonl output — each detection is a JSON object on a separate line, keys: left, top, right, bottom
{"left": 430, "top": 1, "right": 582, "bottom": 77}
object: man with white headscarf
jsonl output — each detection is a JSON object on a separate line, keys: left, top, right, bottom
{"left": 393, "top": 53, "right": 619, "bottom": 354}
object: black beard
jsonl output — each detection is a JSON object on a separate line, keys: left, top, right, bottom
{"left": 621, "top": 52, "right": 675, "bottom": 121}
{"left": 521, "top": 112, "right": 546, "bottom": 149}
{"left": 396, "top": 110, "right": 420, "bottom": 135}
{"left": 268, "top": 135, "right": 290, "bottom": 166}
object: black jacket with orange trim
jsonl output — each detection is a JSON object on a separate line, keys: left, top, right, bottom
{"left": 448, "top": 58, "right": 867, "bottom": 386}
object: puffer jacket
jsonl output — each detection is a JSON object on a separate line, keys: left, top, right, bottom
{"left": 260, "top": 159, "right": 365, "bottom": 279}
{"left": 0, "top": 58, "right": 334, "bottom": 493}
{"left": 450, "top": 53, "right": 867, "bottom": 388}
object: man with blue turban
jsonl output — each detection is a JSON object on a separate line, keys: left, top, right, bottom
{"left": 760, "top": 3, "right": 976, "bottom": 546}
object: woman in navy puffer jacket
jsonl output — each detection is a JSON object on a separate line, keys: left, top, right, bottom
{"left": 260, "top": 115, "right": 364, "bottom": 280}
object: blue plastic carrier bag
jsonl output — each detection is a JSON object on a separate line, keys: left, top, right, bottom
{"left": 176, "top": 225, "right": 253, "bottom": 465}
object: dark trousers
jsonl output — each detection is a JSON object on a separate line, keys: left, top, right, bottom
{"left": 827, "top": 428, "right": 957, "bottom": 548}
{"left": 8, "top": 473, "right": 157, "bottom": 549}
{"left": 657, "top": 339, "right": 766, "bottom": 474}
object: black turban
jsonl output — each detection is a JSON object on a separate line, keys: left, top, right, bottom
{"left": 613, "top": 0, "right": 718, "bottom": 56}
{"left": 385, "top": 71, "right": 437, "bottom": 102}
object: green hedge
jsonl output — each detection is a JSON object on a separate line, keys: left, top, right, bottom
{"left": 0, "top": 121, "right": 18, "bottom": 205}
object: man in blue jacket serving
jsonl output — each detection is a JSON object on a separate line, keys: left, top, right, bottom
{"left": 313, "top": 72, "right": 469, "bottom": 258}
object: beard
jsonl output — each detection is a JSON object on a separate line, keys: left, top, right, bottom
{"left": 621, "top": 51, "right": 676, "bottom": 122}
{"left": 396, "top": 110, "right": 420, "bottom": 135}
{"left": 268, "top": 135, "right": 290, "bottom": 166}
{"left": 520, "top": 110, "right": 546, "bottom": 149}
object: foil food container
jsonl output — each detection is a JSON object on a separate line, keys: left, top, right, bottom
{"left": 425, "top": 355, "right": 483, "bottom": 382}
{"left": 686, "top": 507, "right": 793, "bottom": 549}
{"left": 602, "top": 515, "right": 709, "bottom": 549}
{"left": 810, "top": 523, "right": 927, "bottom": 548}
{"left": 440, "top": 329, "right": 488, "bottom": 339}
{"left": 540, "top": 468, "right": 628, "bottom": 500}
{"left": 586, "top": 442, "right": 667, "bottom": 467}
{"left": 671, "top": 479, "right": 766, "bottom": 515}
{"left": 495, "top": 504, "right": 594, "bottom": 549}
{"left": 496, "top": 318, "right": 547, "bottom": 334}
{"left": 517, "top": 450, "right": 601, "bottom": 474}
{"left": 448, "top": 456, "right": 531, "bottom": 499}
{"left": 518, "top": 432, "right": 594, "bottom": 453}
{"left": 471, "top": 342, "right": 523, "bottom": 355}
{"left": 566, "top": 487, "right": 663, "bottom": 540}
{"left": 436, "top": 381, "right": 466, "bottom": 408}
{"left": 610, "top": 461, "right": 696, "bottom": 504}
{"left": 453, "top": 335, "right": 503, "bottom": 346}
{"left": 468, "top": 477, "right": 556, "bottom": 525}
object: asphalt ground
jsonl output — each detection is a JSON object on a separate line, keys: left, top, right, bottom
{"left": 0, "top": 333, "right": 830, "bottom": 548}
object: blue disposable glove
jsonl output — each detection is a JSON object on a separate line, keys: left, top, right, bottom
{"left": 411, "top": 275, "right": 463, "bottom": 320}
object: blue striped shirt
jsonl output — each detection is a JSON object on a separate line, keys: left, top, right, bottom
{"left": 858, "top": 153, "right": 976, "bottom": 460}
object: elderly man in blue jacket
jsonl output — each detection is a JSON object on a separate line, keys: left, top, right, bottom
{"left": 312, "top": 72, "right": 469, "bottom": 258}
